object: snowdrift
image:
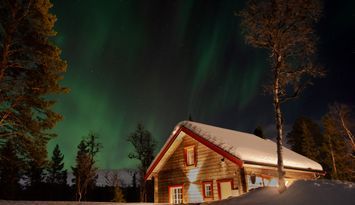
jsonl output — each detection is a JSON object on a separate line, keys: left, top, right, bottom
{"left": 207, "top": 180, "right": 354, "bottom": 205}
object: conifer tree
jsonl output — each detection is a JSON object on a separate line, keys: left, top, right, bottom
{"left": 47, "top": 144, "right": 67, "bottom": 185}
{"left": 240, "top": 0, "right": 324, "bottom": 191}
{"left": 287, "top": 117, "right": 322, "bottom": 161}
{"left": 253, "top": 126, "right": 265, "bottom": 139}
{"left": 0, "top": 0, "right": 67, "bottom": 189}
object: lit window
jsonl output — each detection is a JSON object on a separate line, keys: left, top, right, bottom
{"left": 170, "top": 186, "right": 183, "bottom": 204}
{"left": 203, "top": 181, "right": 213, "bottom": 198}
{"left": 185, "top": 146, "right": 195, "bottom": 166}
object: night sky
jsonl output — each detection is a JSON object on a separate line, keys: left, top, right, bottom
{"left": 49, "top": 0, "right": 355, "bottom": 170}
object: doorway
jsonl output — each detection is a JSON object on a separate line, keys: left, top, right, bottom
{"left": 217, "top": 179, "right": 233, "bottom": 200}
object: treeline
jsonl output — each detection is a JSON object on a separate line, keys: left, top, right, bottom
{"left": 286, "top": 103, "right": 354, "bottom": 181}
{"left": 0, "top": 124, "right": 155, "bottom": 202}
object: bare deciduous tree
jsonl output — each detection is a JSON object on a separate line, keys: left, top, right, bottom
{"left": 328, "top": 103, "right": 355, "bottom": 153}
{"left": 127, "top": 123, "right": 155, "bottom": 202}
{"left": 72, "top": 133, "right": 102, "bottom": 201}
{"left": 240, "top": 0, "right": 324, "bottom": 191}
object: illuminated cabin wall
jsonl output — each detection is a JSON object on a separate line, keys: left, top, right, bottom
{"left": 243, "top": 166, "right": 317, "bottom": 191}
{"left": 156, "top": 133, "right": 242, "bottom": 203}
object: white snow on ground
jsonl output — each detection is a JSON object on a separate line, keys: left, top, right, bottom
{"left": 206, "top": 180, "right": 355, "bottom": 205}
{"left": 181, "top": 121, "right": 323, "bottom": 171}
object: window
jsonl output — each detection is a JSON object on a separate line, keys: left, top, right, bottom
{"left": 246, "top": 174, "right": 278, "bottom": 191}
{"left": 202, "top": 181, "right": 213, "bottom": 199}
{"left": 169, "top": 185, "right": 183, "bottom": 204}
{"left": 217, "top": 179, "right": 233, "bottom": 200}
{"left": 184, "top": 146, "right": 195, "bottom": 166}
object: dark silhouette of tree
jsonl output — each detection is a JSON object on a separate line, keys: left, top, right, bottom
{"left": 287, "top": 117, "right": 323, "bottom": 161}
{"left": 72, "top": 133, "right": 102, "bottom": 201}
{"left": 188, "top": 114, "right": 193, "bottom": 121}
{"left": 253, "top": 126, "right": 265, "bottom": 139}
{"left": 0, "top": 139, "right": 22, "bottom": 199}
{"left": 127, "top": 123, "right": 156, "bottom": 202}
{"left": 46, "top": 144, "right": 67, "bottom": 200}
{"left": 132, "top": 170, "right": 137, "bottom": 189}
{"left": 240, "top": 0, "right": 324, "bottom": 191}
{"left": 47, "top": 144, "right": 67, "bottom": 185}
{"left": 25, "top": 138, "right": 48, "bottom": 200}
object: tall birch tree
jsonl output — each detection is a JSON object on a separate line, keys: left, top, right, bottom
{"left": 240, "top": 0, "right": 324, "bottom": 191}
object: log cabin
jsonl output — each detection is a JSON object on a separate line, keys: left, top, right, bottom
{"left": 145, "top": 121, "right": 324, "bottom": 204}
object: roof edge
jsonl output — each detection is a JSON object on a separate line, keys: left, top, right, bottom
{"left": 144, "top": 124, "right": 244, "bottom": 180}
{"left": 244, "top": 160, "right": 325, "bottom": 174}
{"left": 144, "top": 126, "right": 183, "bottom": 180}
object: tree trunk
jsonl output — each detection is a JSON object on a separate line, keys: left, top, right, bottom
{"left": 76, "top": 176, "right": 82, "bottom": 201}
{"left": 327, "top": 134, "right": 338, "bottom": 179}
{"left": 339, "top": 114, "right": 355, "bottom": 152}
{"left": 140, "top": 180, "right": 146, "bottom": 202}
{"left": 273, "top": 59, "right": 286, "bottom": 192}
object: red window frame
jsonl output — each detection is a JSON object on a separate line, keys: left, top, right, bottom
{"left": 184, "top": 145, "right": 197, "bottom": 167}
{"left": 217, "top": 178, "right": 234, "bottom": 200}
{"left": 202, "top": 181, "right": 214, "bottom": 199}
{"left": 168, "top": 184, "right": 184, "bottom": 204}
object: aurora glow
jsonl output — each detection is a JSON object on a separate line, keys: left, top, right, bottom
{"left": 49, "top": 0, "right": 355, "bottom": 170}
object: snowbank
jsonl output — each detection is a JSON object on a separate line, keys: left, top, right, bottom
{"left": 206, "top": 180, "right": 354, "bottom": 205}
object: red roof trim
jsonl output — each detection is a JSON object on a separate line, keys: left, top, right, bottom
{"left": 144, "top": 125, "right": 244, "bottom": 180}
{"left": 144, "top": 127, "right": 182, "bottom": 180}
{"left": 180, "top": 126, "right": 244, "bottom": 168}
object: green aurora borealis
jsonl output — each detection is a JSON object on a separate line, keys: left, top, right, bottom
{"left": 49, "top": 0, "right": 355, "bottom": 170}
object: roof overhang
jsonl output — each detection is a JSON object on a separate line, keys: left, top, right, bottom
{"left": 144, "top": 126, "right": 244, "bottom": 180}
{"left": 243, "top": 162, "right": 326, "bottom": 176}
{"left": 145, "top": 123, "right": 325, "bottom": 180}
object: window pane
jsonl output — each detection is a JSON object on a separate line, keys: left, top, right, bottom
{"left": 171, "top": 187, "right": 183, "bottom": 204}
{"left": 205, "top": 183, "right": 211, "bottom": 197}
{"left": 186, "top": 147, "right": 195, "bottom": 165}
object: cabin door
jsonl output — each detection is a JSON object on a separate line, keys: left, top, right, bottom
{"left": 218, "top": 180, "right": 233, "bottom": 200}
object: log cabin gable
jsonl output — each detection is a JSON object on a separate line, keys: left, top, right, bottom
{"left": 156, "top": 130, "right": 243, "bottom": 203}
{"left": 145, "top": 126, "right": 244, "bottom": 180}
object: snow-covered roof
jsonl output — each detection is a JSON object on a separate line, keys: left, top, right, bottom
{"left": 145, "top": 121, "right": 323, "bottom": 179}
{"left": 180, "top": 121, "right": 323, "bottom": 171}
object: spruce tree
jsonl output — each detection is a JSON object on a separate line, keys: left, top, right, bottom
{"left": 299, "top": 122, "right": 319, "bottom": 161}
{"left": 253, "top": 126, "right": 265, "bottom": 139}
{"left": 287, "top": 117, "right": 322, "bottom": 161}
{"left": 47, "top": 144, "right": 67, "bottom": 185}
